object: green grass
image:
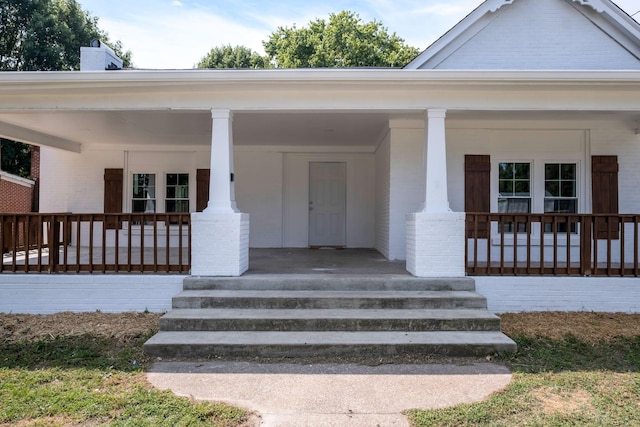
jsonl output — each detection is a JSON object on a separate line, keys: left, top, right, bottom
{"left": 407, "top": 335, "right": 640, "bottom": 427}
{"left": 0, "top": 333, "right": 249, "bottom": 427}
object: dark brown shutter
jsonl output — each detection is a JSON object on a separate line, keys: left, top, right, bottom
{"left": 592, "top": 156, "right": 619, "bottom": 239}
{"left": 465, "top": 155, "right": 491, "bottom": 238}
{"left": 196, "top": 169, "right": 210, "bottom": 212}
{"left": 104, "top": 168, "right": 123, "bottom": 229}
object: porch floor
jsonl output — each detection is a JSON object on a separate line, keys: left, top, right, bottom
{"left": 247, "top": 248, "right": 407, "bottom": 275}
{"left": 2, "top": 247, "right": 407, "bottom": 275}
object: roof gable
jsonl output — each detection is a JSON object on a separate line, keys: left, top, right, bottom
{"left": 405, "top": 0, "right": 640, "bottom": 70}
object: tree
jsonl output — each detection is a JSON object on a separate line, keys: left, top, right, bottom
{"left": 263, "top": 11, "right": 419, "bottom": 68}
{"left": 197, "top": 45, "right": 269, "bottom": 69}
{"left": 0, "top": 0, "right": 132, "bottom": 179}
{"left": 0, "top": 0, "right": 132, "bottom": 71}
{"left": 0, "top": 138, "right": 31, "bottom": 178}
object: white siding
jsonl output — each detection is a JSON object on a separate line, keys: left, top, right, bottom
{"left": 425, "top": 0, "right": 640, "bottom": 70}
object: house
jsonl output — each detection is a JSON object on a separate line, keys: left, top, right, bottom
{"left": 1, "top": 0, "right": 640, "bottom": 314}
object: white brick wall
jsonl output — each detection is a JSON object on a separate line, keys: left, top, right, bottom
{"left": 428, "top": 0, "right": 640, "bottom": 70}
{"left": 375, "top": 132, "right": 391, "bottom": 258}
{"left": 0, "top": 275, "right": 184, "bottom": 314}
{"left": 191, "top": 212, "right": 250, "bottom": 276}
{"left": 476, "top": 277, "right": 640, "bottom": 313}
{"left": 406, "top": 212, "right": 466, "bottom": 277}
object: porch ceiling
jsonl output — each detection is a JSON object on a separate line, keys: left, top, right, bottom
{"left": 0, "top": 110, "right": 392, "bottom": 151}
{"left": 0, "top": 109, "right": 638, "bottom": 152}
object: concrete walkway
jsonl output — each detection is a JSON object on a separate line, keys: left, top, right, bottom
{"left": 147, "top": 361, "right": 512, "bottom": 427}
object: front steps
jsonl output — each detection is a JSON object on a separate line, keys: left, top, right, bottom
{"left": 144, "top": 275, "right": 517, "bottom": 359}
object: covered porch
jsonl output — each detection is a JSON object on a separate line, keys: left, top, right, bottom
{"left": 1, "top": 70, "right": 640, "bottom": 279}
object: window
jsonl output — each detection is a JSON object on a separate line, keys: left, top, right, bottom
{"left": 498, "top": 162, "right": 531, "bottom": 232}
{"left": 544, "top": 163, "right": 577, "bottom": 232}
{"left": 132, "top": 173, "right": 156, "bottom": 213}
{"left": 166, "top": 173, "right": 189, "bottom": 213}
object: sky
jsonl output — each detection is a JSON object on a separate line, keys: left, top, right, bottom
{"left": 77, "top": 0, "right": 640, "bottom": 69}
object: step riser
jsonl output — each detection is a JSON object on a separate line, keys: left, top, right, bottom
{"left": 144, "top": 342, "right": 515, "bottom": 359}
{"left": 172, "top": 297, "right": 487, "bottom": 310}
{"left": 184, "top": 277, "right": 476, "bottom": 292}
{"left": 159, "top": 318, "right": 502, "bottom": 332}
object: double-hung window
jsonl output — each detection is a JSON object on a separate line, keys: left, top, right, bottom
{"left": 544, "top": 163, "right": 577, "bottom": 232}
{"left": 498, "top": 162, "right": 531, "bottom": 232}
{"left": 165, "top": 173, "right": 189, "bottom": 213}
{"left": 132, "top": 173, "right": 156, "bottom": 213}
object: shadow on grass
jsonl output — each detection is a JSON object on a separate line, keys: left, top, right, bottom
{"left": 500, "top": 335, "right": 640, "bottom": 373}
{"left": 0, "top": 333, "right": 153, "bottom": 371}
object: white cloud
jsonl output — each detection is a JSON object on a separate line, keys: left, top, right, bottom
{"left": 172, "top": 0, "right": 183, "bottom": 6}
{"left": 99, "top": 9, "right": 267, "bottom": 69}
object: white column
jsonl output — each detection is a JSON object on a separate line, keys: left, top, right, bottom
{"left": 205, "top": 109, "right": 238, "bottom": 214}
{"left": 406, "top": 108, "right": 465, "bottom": 277}
{"left": 422, "top": 109, "right": 450, "bottom": 212}
{"left": 191, "top": 108, "right": 249, "bottom": 276}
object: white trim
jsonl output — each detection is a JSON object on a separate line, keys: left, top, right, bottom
{"left": 0, "top": 171, "right": 34, "bottom": 187}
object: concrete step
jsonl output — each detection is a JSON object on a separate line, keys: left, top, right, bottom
{"left": 143, "top": 330, "right": 517, "bottom": 358}
{"left": 184, "top": 275, "right": 476, "bottom": 292}
{"left": 172, "top": 290, "right": 487, "bottom": 310}
{"left": 159, "top": 308, "right": 502, "bottom": 332}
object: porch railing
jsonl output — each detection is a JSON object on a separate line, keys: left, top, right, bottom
{"left": 466, "top": 213, "right": 640, "bottom": 276}
{"left": 1, "top": 213, "right": 191, "bottom": 274}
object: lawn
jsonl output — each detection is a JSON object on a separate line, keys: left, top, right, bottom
{"left": 0, "top": 312, "right": 250, "bottom": 427}
{"left": 1, "top": 311, "right": 639, "bottom": 426}
{"left": 408, "top": 312, "right": 640, "bottom": 427}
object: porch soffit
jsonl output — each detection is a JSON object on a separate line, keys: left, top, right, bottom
{"left": 0, "top": 109, "right": 638, "bottom": 152}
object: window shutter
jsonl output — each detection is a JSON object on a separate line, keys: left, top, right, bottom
{"left": 104, "top": 168, "right": 123, "bottom": 229}
{"left": 465, "top": 155, "right": 491, "bottom": 238}
{"left": 196, "top": 169, "right": 210, "bottom": 212}
{"left": 591, "top": 156, "right": 619, "bottom": 239}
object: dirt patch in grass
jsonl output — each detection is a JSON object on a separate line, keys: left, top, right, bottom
{"left": 0, "top": 312, "right": 161, "bottom": 342}
{"left": 533, "top": 387, "right": 594, "bottom": 415}
{"left": 500, "top": 312, "right": 640, "bottom": 343}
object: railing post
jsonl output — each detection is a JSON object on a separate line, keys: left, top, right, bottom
{"left": 580, "top": 216, "right": 592, "bottom": 276}
{"left": 49, "top": 216, "right": 61, "bottom": 273}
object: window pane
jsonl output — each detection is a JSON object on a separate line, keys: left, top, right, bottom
{"left": 514, "top": 180, "right": 530, "bottom": 196}
{"left": 178, "top": 174, "right": 189, "bottom": 185}
{"left": 545, "top": 181, "right": 559, "bottom": 197}
{"left": 166, "top": 187, "right": 176, "bottom": 198}
{"left": 545, "top": 164, "right": 559, "bottom": 180}
{"left": 515, "top": 163, "right": 530, "bottom": 179}
{"left": 561, "top": 164, "right": 576, "bottom": 180}
{"left": 167, "top": 174, "right": 177, "bottom": 185}
{"left": 499, "top": 181, "right": 513, "bottom": 196}
{"left": 499, "top": 163, "right": 514, "bottom": 180}
{"left": 132, "top": 199, "right": 155, "bottom": 213}
{"left": 561, "top": 181, "right": 576, "bottom": 198}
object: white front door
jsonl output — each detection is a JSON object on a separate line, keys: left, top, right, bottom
{"left": 309, "top": 162, "right": 346, "bottom": 247}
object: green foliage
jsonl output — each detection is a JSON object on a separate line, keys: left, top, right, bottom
{"left": 263, "top": 11, "right": 419, "bottom": 68}
{"left": 197, "top": 44, "right": 270, "bottom": 69}
{"left": 0, "top": 139, "right": 31, "bottom": 178}
{"left": 0, "top": 0, "right": 132, "bottom": 71}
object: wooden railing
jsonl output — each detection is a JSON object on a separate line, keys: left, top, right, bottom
{"left": 466, "top": 213, "right": 640, "bottom": 276}
{"left": 1, "top": 213, "right": 191, "bottom": 274}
